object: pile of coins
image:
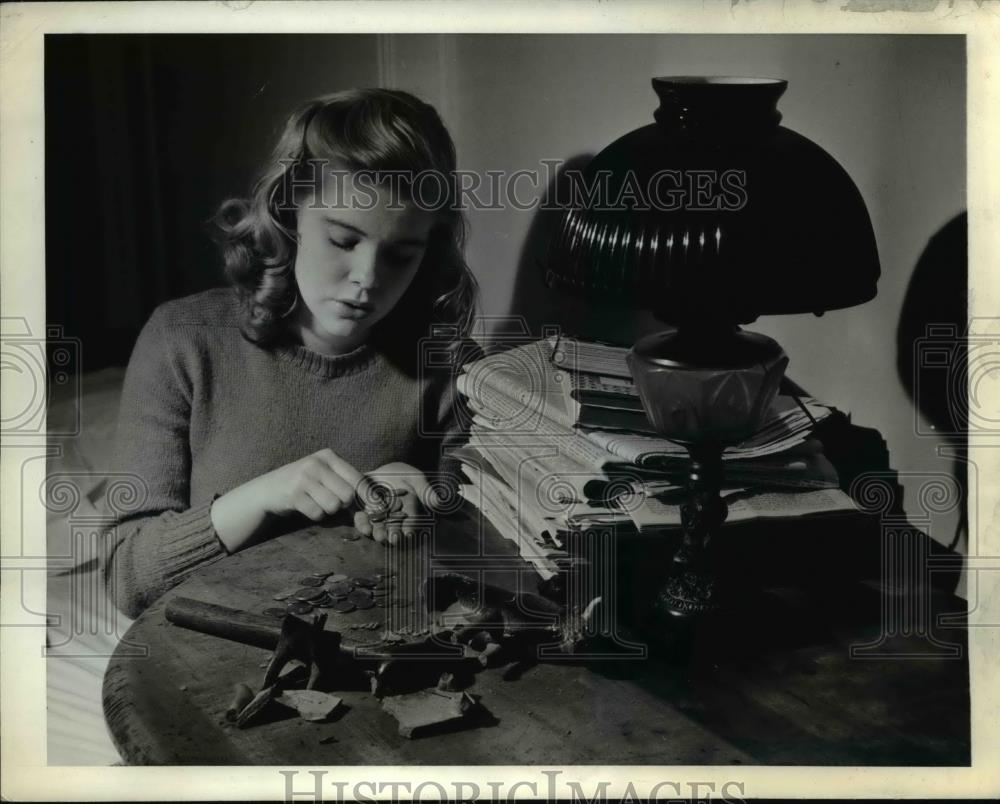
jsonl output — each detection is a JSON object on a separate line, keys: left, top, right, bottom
{"left": 262, "top": 571, "right": 401, "bottom": 618}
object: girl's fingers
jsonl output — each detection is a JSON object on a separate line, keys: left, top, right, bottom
{"left": 353, "top": 509, "right": 373, "bottom": 537}
{"left": 296, "top": 491, "right": 328, "bottom": 522}
{"left": 399, "top": 472, "right": 447, "bottom": 513}
{"left": 305, "top": 480, "right": 345, "bottom": 516}
{"left": 372, "top": 520, "right": 388, "bottom": 544}
{"left": 315, "top": 448, "right": 365, "bottom": 491}
{"left": 311, "top": 462, "right": 356, "bottom": 506}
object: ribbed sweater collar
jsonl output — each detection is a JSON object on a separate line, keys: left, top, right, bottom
{"left": 272, "top": 340, "right": 379, "bottom": 378}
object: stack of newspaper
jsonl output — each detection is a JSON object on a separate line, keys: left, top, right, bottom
{"left": 453, "top": 336, "right": 857, "bottom": 578}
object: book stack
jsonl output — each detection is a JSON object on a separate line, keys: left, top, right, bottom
{"left": 453, "top": 335, "right": 857, "bottom": 579}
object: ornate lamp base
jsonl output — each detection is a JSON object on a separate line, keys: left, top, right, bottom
{"left": 627, "top": 326, "right": 788, "bottom": 625}
{"left": 658, "top": 566, "right": 721, "bottom": 618}
{"left": 655, "top": 445, "right": 727, "bottom": 619}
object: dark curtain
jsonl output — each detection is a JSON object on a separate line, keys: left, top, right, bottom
{"left": 45, "top": 34, "right": 380, "bottom": 371}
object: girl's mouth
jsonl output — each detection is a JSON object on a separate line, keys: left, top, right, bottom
{"left": 332, "top": 299, "right": 374, "bottom": 319}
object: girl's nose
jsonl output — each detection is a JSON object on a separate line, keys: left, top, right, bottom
{"left": 348, "top": 246, "right": 378, "bottom": 289}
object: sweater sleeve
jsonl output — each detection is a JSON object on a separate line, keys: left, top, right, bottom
{"left": 102, "top": 306, "right": 227, "bottom": 619}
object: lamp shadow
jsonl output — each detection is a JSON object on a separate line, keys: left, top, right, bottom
{"left": 895, "top": 211, "right": 968, "bottom": 559}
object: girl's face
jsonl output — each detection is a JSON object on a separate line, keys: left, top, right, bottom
{"left": 292, "top": 171, "right": 434, "bottom": 355}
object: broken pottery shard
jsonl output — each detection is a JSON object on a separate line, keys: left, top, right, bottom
{"left": 235, "top": 686, "right": 274, "bottom": 729}
{"left": 225, "top": 683, "right": 255, "bottom": 722}
{"left": 381, "top": 689, "right": 477, "bottom": 738}
{"left": 277, "top": 658, "right": 308, "bottom": 684}
{"left": 478, "top": 641, "right": 503, "bottom": 668}
{"left": 275, "top": 689, "right": 343, "bottom": 722}
{"left": 436, "top": 672, "right": 458, "bottom": 692}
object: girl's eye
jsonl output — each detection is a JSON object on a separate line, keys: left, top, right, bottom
{"left": 329, "top": 238, "right": 357, "bottom": 251}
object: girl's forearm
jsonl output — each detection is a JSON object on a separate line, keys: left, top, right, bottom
{"left": 210, "top": 477, "right": 276, "bottom": 553}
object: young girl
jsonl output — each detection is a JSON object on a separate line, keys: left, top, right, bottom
{"left": 104, "top": 88, "right": 479, "bottom": 619}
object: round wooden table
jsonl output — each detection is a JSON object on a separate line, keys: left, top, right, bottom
{"left": 102, "top": 511, "right": 970, "bottom": 766}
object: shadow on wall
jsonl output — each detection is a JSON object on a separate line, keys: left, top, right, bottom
{"left": 505, "top": 152, "right": 664, "bottom": 347}
{"left": 895, "top": 211, "right": 968, "bottom": 554}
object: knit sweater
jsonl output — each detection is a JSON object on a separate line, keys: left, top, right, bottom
{"left": 104, "top": 287, "right": 473, "bottom": 618}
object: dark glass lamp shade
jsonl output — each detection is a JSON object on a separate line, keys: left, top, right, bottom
{"left": 545, "top": 76, "right": 881, "bottom": 325}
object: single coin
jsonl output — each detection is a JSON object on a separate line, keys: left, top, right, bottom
{"left": 298, "top": 576, "right": 323, "bottom": 587}
{"left": 293, "top": 587, "right": 327, "bottom": 602}
{"left": 352, "top": 577, "right": 376, "bottom": 588}
{"left": 348, "top": 590, "right": 375, "bottom": 610}
{"left": 327, "top": 573, "right": 349, "bottom": 584}
{"left": 327, "top": 581, "right": 353, "bottom": 596}
{"left": 272, "top": 590, "right": 295, "bottom": 601}
{"left": 341, "top": 532, "right": 361, "bottom": 542}
{"left": 332, "top": 599, "right": 356, "bottom": 613}
{"left": 262, "top": 607, "right": 288, "bottom": 618}
{"left": 286, "top": 601, "right": 315, "bottom": 615}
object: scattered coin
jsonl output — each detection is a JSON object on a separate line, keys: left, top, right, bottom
{"left": 293, "top": 587, "right": 327, "bottom": 602}
{"left": 326, "top": 573, "right": 349, "bottom": 584}
{"left": 272, "top": 590, "right": 295, "bottom": 601}
{"left": 332, "top": 599, "right": 356, "bottom": 613}
{"left": 298, "top": 576, "right": 324, "bottom": 587}
{"left": 327, "top": 581, "right": 353, "bottom": 597}
{"left": 262, "top": 608, "right": 288, "bottom": 618}
{"left": 286, "top": 601, "right": 315, "bottom": 615}
{"left": 352, "top": 577, "right": 376, "bottom": 588}
{"left": 341, "top": 532, "right": 361, "bottom": 542}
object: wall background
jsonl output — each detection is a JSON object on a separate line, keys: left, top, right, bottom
{"left": 46, "top": 34, "right": 966, "bottom": 551}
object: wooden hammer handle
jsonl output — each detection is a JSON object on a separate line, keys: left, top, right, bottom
{"left": 165, "top": 597, "right": 282, "bottom": 650}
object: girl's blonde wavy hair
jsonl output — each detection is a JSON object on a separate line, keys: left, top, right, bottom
{"left": 213, "top": 88, "right": 478, "bottom": 361}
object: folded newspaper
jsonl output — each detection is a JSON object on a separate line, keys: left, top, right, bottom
{"left": 455, "top": 337, "right": 857, "bottom": 576}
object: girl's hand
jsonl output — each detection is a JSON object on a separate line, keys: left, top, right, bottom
{"left": 353, "top": 462, "right": 446, "bottom": 546}
{"left": 256, "top": 448, "right": 365, "bottom": 522}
